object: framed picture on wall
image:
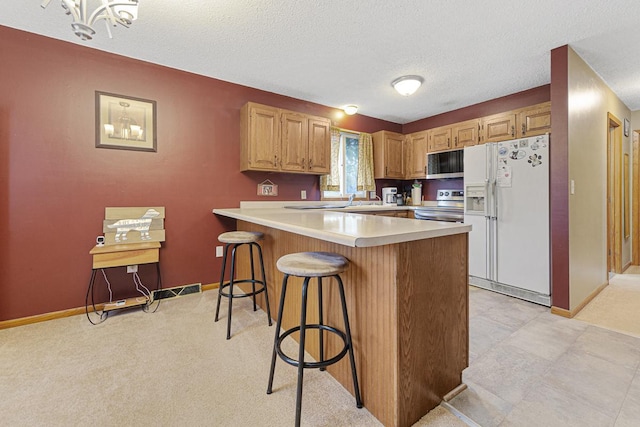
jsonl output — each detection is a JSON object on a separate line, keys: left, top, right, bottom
{"left": 624, "top": 118, "right": 630, "bottom": 137}
{"left": 95, "top": 91, "right": 157, "bottom": 152}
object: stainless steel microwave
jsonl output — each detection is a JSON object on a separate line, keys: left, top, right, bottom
{"left": 426, "top": 149, "right": 464, "bottom": 179}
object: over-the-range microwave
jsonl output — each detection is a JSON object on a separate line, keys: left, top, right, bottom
{"left": 426, "top": 148, "right": 464, "bottom": 179}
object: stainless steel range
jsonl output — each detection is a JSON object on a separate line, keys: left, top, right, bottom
{"left": 414, "top": 189, "right": 464, "bottom": 222}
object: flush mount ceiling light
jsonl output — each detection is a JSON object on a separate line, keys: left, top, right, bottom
{"left": 343, "top": 105, "right": 359, "bottom": 115}
{"left": 41, "top": 0, "right": 139, "bottom": 41}
{"left": 391, "top": 75, "right": 424, "bottom": 96}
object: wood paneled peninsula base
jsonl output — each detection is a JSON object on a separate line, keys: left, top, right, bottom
{"left": 213, "top": 206, "right": 470, "bottom": 427}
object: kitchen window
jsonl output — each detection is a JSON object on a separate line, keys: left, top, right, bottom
{"left": 322, "top": 131, "right": 367, "bottom": 199}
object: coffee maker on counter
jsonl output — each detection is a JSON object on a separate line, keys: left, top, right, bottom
{"left": 381, "top": 187, "right": 397, "bottom": 205}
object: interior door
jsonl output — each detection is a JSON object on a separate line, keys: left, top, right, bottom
{"left": 607, "top": 113, "right": 623, "bottom": 274}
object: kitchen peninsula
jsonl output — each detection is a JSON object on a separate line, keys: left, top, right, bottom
{"left": 213, "top": 202, "right": 471, "bottom": 427}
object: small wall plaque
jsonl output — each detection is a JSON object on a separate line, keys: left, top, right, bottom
{"left": 257, "top": 179, "right": 278, "bottom": 196}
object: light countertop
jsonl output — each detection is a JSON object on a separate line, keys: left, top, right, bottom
{"left": 213, "top": 202, "right": 470, "bottom": 248}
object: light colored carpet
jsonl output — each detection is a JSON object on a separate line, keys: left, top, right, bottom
{"left": 0, "top": 291, "right": 468, "bottom": 426}
{"left": 575, "top": 272, "right": 640, "bottom": 338}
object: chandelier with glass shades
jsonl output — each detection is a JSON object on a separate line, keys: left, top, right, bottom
{"left": 41, "top": 0, "right": 139, "bottom": 41}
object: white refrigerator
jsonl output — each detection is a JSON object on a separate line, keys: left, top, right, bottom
{"left": 463, "top": 134, "right": 550, "bottom": 306}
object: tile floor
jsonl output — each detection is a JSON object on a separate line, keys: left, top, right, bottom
{"left": 450, "top": 286, "right": 640, "bottom": 426}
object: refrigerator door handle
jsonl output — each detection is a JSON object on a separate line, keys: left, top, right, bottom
{"left": 491, "top": 216, "right": 498, "bottom": 281}
{"left": 484, "top": 217, "right": 493, "bottom": 280}
{"left": 484, "top": 179, "right": 490, "bottom": 218}
{"left": 487, "top": 179, "right": 497, "bottom": 220}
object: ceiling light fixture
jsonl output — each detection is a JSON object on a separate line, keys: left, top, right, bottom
{"left": 41, "top": 0, "right": 139, "bottom": 41}
{"left": 391, "top": 75, "right": 424, "bottom": 96}
{"left": 343, "top": 105, "right": 358, "bottom": 115}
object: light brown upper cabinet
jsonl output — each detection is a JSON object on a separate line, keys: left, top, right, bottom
{"left": 452, "top": 119, "right": 480, "bottom": 148}
{"left": 240, "top": 103, "right": 281, "bottom": 171}
{"left": 306, "top": 117, "right": 331, "bottom": 173}
{"left": 480, "top": 111, "right": 517, "bottom": 143}
{"left": 241, "top": 102, "right": 330, "bottom": 175}
{"left": 373, "top": 130, "right": 405, "bottom": 179}
{"left": 480, "top": 102, "right": 551, "bottom": 143}
{"left": 406, "top": 130, "right": 429, "bottom": 179}
{"left": 280, "top": 111, "right": 307, "bottom": 172}
{"left": 428, "top": 125, "right": 452, "bottom": 152}
{"left": 517, "top": 102, "right": 551, "bottom": 137}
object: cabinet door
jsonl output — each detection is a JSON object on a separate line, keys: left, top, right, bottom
{"left": 243, "top": 103, "right": 280, "bottom": 171}
{"left": 406, "top": 131, "right": 429, "bottom": 178}
{"left": 429, "top": 126, "right": 452, "bottom": 152}
{"left": 481, "top": 112, "right": 516, "bottom": 143}
{"left": 452, "top": 119, "right": 479, "bottom": 148}
{"left": 307, "top": 117, "right": 330, "bottom": 174}
{"left": 518, "top": 102, "right": 551, "bottom": 137}
{"left": 385, "top": 133, "right": 405, "bottom": 178}
{"left": 280, "top": 112, "right": 308, "bottom": 172}
{"left": 373, "top": 131, "right": 405, "bottom": 179}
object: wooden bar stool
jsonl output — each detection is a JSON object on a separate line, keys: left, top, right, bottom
{"left": 267, "top": 251, "right": 362, "bottom": 426}
{"left": 215, "top": 231, "right": 272, "bottom": 339}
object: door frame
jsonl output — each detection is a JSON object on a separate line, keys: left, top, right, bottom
{"left": 607, "top": 113, "right": 623, "bottom": 274}
{"left": 633, "top": 129, "right": 639, "bottom": 265}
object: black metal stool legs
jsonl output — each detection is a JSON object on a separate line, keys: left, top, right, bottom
{"left": 267, "top": 272, "right": 362, "bottom": 426}
{"left": 215, "top": 241, "right": 271, "bottom": 340}
{"left": 225, "top": 244, "right": 239, "bottom": 340}
{"left": 318, "top": 276, "right": 325, "bottom": 371}
{"left": 249, "top": 243, "right": 257, "bottom": 311}
{"left": 214, "top": 243, "right": 229, "bottom": 323}
{"left": 255, "top": 243, "right": 272, "bottom": 325}
{"left": 267, "top": 273, "right": 289, "bottom": 395}
{"left": 335, "top": 274, "right": 363, "bottom": 408}
{"left": 295, "top": 277, "right": 311, "bottom": 426}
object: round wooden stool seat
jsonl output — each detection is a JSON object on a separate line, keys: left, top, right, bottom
{"left": 276, "top": 252, "right": 348, "bottom": 277}
{"left": 218, "top": 231, "right": 263, "bottom": 244}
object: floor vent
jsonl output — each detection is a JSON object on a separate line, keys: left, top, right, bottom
{"left": 153, "top": 283, "right": 202, "bottom": 301}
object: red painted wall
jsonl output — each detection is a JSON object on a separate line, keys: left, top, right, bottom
{"left": 550, "top": 46, "right": 570, "bottom": 310}
{"left": 402, "top": 85, "right": 550, "bottom": 134}
{"left": 0, "top": 25, "right": 556, "bottom": 322}
{"left": 0, "top": 26, "right": 399, "bottom": 321}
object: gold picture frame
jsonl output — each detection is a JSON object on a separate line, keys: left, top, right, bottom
{"left": 96, "top": 91, "right": 157, "bottom": 152}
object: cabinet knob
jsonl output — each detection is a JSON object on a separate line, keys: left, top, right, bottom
{"left": 522, "top": 123, "right": 526, "bottom": 135}
{"left": 301, "top": 157, "right": 305, "bottom": 169}
{"left": 454, "top": 136, "right": 458, "bottom": 146}
{"left": 511, "top": 125, "right": 515, "bottom": 137}
{"left": 309, "top": 158, "right": 312, "bottom": 169}
{"left": 274, "top": 155, "right": 277, "bottom": 167}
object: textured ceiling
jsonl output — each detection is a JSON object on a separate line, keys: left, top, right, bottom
{"left": 3, "top": 1, "right": 640, "bottom": 124}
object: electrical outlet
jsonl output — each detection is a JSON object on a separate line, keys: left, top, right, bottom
{"left": 301, "top": 190, "right": 307, "bottom": 199}
{"left": 369, "top": 191, "right": 376, "bottom": 199}
{"left": 216, "top": 246, "right": 223, "bottom": 257}
{"left": 127, "top": 265, "right": 138, "bottom": 273}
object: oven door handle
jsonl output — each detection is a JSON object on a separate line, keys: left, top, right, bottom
{"left": 414, "top": 211, "right": 462, "bottom": 222}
